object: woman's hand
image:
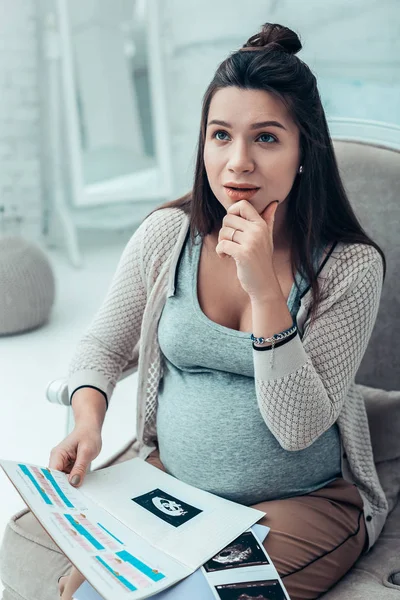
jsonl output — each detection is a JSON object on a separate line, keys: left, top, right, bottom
{"left": 57, "top": 449, "right": 166, "bottom": 597}
{"left": 48, "top": 425, "right": 102, "bottom": 487}
{"left": 216, "top": 199, "right": 279, "bottom": 302}
{"left": 58, "top": 567, "right": 85, "bottom": 599}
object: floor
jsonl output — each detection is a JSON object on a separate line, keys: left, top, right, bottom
{"left": 0, "top": 232, "right": 139, "bottom": 594}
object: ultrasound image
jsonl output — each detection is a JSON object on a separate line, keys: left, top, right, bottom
{"left": 204, "top": 531, "right": 269, "bottom": 572}
{"left": 214, "top": 579, "right": 286, "bottom": 600}
{"left": 132, "top": 488, "right": 202, "bottom": 527}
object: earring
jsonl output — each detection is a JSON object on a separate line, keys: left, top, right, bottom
{"left": 298, "top": 165, "right": 303, "bottom": 174}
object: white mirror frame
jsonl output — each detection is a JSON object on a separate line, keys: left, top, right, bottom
{"left": 57, "top": 0, "right": 173, "bottom": 207}
{"left": 328, "top": 117, "right": 400, "bottom": 151}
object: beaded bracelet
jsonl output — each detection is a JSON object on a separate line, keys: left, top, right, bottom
{"left": 251, "top": 322, "right": 297, "bottom": 368}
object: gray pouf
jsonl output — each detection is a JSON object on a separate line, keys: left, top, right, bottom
{"left": 0, "top": 236, "right": 55, "bottom": 335}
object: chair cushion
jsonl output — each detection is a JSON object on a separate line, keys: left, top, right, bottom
{"left": 0, "top": 509, "right": 71, "bottom": 600}
{"left": 359, "top": 384, "right": 400, "bottom": 464}
{"left": 375, "top": 457, "right": 400, "bottom": 514}
{"left": 357, "top": 384, "right": 400, "bottom": 513}
{"left": 334, "top": 141, "right": 400, "bottom": 392}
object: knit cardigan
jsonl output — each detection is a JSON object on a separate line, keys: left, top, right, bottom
{"left": 68, "top": 207, "right": 389, "bottom": 550}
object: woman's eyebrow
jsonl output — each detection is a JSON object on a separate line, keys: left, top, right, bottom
{"left": 207, "top": 119, "right": 287, "bottom": 131}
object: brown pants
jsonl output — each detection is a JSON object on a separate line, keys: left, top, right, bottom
{"left": 147, "top": 451, "right": 367, "bottom": 600}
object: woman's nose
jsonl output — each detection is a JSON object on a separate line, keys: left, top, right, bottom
{"left": 227, "top": 141, "right": 254, "bottom": 173}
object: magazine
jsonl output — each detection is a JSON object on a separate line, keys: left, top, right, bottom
{"left": 0, "top": 457, "right": 285, "bottom": 600}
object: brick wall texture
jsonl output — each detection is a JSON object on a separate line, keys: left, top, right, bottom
{"left": 0, "top": 0, "right": 42, "bottom": 240}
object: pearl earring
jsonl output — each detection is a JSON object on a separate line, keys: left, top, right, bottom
{"left": 298, "top": 165, "right": 303, "bottom": 174}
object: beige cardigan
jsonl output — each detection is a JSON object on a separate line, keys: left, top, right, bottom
{"left": 68, "top": 207, "right": 389, "bottom": 550}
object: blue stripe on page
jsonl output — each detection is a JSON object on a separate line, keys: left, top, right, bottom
{"left": 64, "top": 514, "right": 104, "bottom": 550}
{"left": 18, "top": 464, "right": 52, "bottom": 505}
{"left": 97, "top": 522, "right": 124, "bottom": 545}
{"left": 116, "top": 550, "right": 165, "bottom": 582}
{"left": 95, "top": 556, "right": 137, "bottom": 591}
{"left": 41, "top": 469, "right": 74, "bottom": 508}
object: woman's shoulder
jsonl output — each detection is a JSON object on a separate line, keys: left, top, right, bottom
{"left": 123, "top": 206, "right": 187, "bottom": 254}
{"left": 143, "top": 206, "right": 188, "bottom": 236}
{"left": 330, "top": 240, "right": 383, "bottom": 272}
{"left": 138, "top": 207, "right": 189, "bottom": 277}
{"left": 127, "top": 206, "right": 188, "bottom": 255}
{"left": 119, "top": 207, "right": 188, "bottom": 276}
{"left": 320, "top": 240, "right": 384, "bottom": 296}
{"left": 143, "top": 207, "right": 189, "bottom": 255}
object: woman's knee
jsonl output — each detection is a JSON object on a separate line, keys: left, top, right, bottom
{"left": 252, "top": 484, "right": 367, "bottom": 600}
{"left": 279, "top": 511, "right": 366, "bottom": 600}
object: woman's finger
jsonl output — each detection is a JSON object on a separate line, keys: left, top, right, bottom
{"left": 48, "top": 452, "right": 64, "bottom": 472}
{"left": 222, "top": 212, "right": 249, "bottom": 231}
{"left": 260, "top": 200, "right": 279, "bottom": 226}
{"left": 68, "top": 444, "right": 93, "bottom": 487}
{"left": 227, "top": 199, "right": 262, "bottom": 222}
{"left": 218, "top": 226, "right": 243, "bottom": 244}
{"left": 48, "top": 446, "right": 74, "bottom": 472}
{"left": 215, "top": 238, "right": 241, "bottom": 260}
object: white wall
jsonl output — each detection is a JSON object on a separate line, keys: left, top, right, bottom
{"left": 0, "top": 0, "right": 42, "bottom": 240}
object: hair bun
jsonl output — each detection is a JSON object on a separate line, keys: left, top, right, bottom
{"left": 241, "top": 23, "right": 302, "bottom": 55}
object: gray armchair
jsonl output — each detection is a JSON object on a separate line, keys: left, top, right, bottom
{"left": 319, "top": 130, "right": 400, "bottom": 598}
{"left": 1, "top": 123, "right": 399, "bottom": 600}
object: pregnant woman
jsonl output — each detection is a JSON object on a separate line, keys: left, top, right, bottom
{"left": 3, "top": 22, "right": 389, "bottom": 600}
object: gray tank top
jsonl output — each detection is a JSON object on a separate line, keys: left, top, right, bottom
{"left": 156, "top": 231, "right": 342, "bottom": 505}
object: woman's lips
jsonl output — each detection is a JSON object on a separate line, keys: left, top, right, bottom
{"left": 224, "top": 186, "right": 260, "bottom": 200}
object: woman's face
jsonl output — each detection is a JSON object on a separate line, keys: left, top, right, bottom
{"left": 204, "top": 87, "right": 301, "bottom": 217}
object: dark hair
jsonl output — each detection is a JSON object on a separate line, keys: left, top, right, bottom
{"left": 150, "top": 23, "right": 386, "bottom": 327}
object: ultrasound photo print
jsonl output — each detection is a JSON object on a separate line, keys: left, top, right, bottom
{"left": 132, "top": 488, "right": 202, "bottom": 527}
{"left": 214, "top": 579, "right": 286, "bottom": 600}
{"left": 204, "top": 531, "right": 269, "bottom": 572}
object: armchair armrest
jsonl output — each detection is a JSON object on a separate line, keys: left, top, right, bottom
{"left": 46, "top": 363, "right": 138, "bottom": 406}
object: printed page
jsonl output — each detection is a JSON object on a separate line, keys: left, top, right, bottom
{"left": 0, "top": 460, "right": 191, "bottom": 600}
{"left": 80, "top": 458, "right": 265, "bottom": 570}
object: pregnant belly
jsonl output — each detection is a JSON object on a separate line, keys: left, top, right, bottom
{"left": 156, "top": 387, "right": 342, "bottom": 506}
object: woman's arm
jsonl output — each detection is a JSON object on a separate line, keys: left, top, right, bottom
{"left": 71, "top": 388, "right": 108, "bottom": 430}
{"left": 253, "top": 245, "right": 383, "bottom": 451}
{"left": 215, "top": 200, "right": 383, "bottom": 452}
{"left": 67, "top": 215, "right": 149, "bottom": 407}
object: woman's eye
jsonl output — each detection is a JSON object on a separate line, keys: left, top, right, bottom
{"left": 258, "top": 133, "right": 277, "bottom": 143}
{"left": 214, "top": 130, "right": 229, "bottom": 141}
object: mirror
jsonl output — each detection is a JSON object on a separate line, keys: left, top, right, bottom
{"left": 68, "top": 0, "right": 155, "bottom": 183}
{"left": 54, "top": 0, "right": 172, "bottom": 206}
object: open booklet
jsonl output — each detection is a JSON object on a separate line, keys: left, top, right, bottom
{"left": 0, "top": 457, "right": 289, "bottom": 600}
{"left": 74, "top": 524, "right": 291, "bottom": 600}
